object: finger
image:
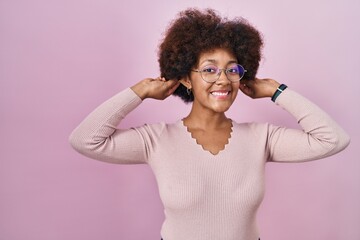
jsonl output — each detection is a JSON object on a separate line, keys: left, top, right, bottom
{"left": 164, "top": 79, "right": 178, "bottom": 87}
{"left": 166, "top": 80, "right": 180, "bottom": 95}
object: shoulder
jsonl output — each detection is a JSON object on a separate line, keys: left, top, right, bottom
{"left": 133, "top": 121, "right": 181, "bottom": 138}
{"left": 232, "top": 121, "right": 270, "bottom": 132}
{"left": 232, "top": 120, "right": 278, "bottom": 139}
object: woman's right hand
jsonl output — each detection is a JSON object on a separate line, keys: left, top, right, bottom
{"left": 130, "top": 77, "right": 180, "bottom": 100}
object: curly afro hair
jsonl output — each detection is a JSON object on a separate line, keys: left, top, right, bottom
{"left": 158, "top": 8, "right": 264, "bottom": 103}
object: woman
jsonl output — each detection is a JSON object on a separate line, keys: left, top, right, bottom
{"left": 69, "top": 8, "right": 350, "bottom": 240}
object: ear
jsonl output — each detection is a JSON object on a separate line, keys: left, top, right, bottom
{"left": 179, "top": 76, "right": 192, "bottom": 89}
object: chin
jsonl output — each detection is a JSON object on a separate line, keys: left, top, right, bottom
{"left": 212, "top": 105, "right": 232, "bottom": 113}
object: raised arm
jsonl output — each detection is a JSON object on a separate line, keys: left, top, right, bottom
{"left": 240, "top": 78, "right": 350, "bottom": 162}
{"left": 69, "top": 78, "right": 179, "bottom": 164}
{"left": 268, "top": 88, "right": 350, "bottom": 162}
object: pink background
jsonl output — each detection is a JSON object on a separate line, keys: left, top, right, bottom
{"left": 1, "top": 0, "right": 359, "bottom": 239}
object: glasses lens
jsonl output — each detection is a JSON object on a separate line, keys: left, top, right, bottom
{"left": 201, "top": 65, "right": 218, "bottom": 82}
{"left": 227, "top": 64, "right": 245, "bottom": 82}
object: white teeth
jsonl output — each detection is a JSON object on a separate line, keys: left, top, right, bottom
{"left": 211, "top": 91, "right": 229, "bottom": 96}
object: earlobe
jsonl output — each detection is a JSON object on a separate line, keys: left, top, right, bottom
{"left": 179, "top": 77, "right": 192, "bottom": 89}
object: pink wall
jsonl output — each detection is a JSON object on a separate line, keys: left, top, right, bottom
{"left": 1, "top": 0, "right": 359, "bottom": 239}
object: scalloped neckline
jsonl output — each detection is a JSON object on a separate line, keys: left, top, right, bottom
{"left": 180, "top": 119, "right": 233, "bottom": 156}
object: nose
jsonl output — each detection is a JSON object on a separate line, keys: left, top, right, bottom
{"left": 216, "top": 69, "right": 231, "bottom": 84}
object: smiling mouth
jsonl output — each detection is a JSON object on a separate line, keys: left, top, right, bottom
{"left": 210, "top": 91, "right": 230, "bottom": 96}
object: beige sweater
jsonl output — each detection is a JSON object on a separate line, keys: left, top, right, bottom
{"left": 69, "top": 88, "right": 350, "bottom": 240}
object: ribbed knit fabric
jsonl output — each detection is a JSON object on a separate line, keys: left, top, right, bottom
{"left": 69, "top": 88, "right": 350, "bottom": 240}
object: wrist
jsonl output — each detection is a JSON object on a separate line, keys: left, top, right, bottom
{"left": 130, "top": 80, "right": 149, "bottom": 100}
{"left": 271, "top": 84, "right": 288, "bottom": 102}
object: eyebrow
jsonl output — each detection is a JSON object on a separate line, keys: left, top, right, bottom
{"left": 199, "top": 59, "right": 238, "bottom": 65}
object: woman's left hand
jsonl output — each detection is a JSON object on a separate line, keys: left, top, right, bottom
{"left": 239, "top": 78, "right": 281, "bottom": 99}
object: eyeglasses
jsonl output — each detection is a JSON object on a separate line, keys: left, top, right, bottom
{"left": 191, "top": 64, "right": 247, "bottom": 83}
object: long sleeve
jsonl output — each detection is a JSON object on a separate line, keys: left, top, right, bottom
{"left": 267, "top": 89, "right": 350, "bottom": 162}
{"left": 69, "top": 88, "right": 158, "bottom": 164}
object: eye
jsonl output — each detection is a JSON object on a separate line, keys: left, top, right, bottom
{"left": 227, "top": 65, "right": 240, "bottom": 74}
{"left": 201, "top": 66, "right": 217, "bottom": 73}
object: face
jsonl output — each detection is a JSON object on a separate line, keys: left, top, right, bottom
{"left": 186, "top": 48, "right": 240, "bottom": 114}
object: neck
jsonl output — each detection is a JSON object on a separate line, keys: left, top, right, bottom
{"left": 183, "top": 109, "right": 229, "bottom": 130}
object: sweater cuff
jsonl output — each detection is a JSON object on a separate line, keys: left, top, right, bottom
{"left": 115, "top": 88, "right": 143, "bottom": 116}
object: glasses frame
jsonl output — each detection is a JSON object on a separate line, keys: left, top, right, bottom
{"left": 191, "top": 64, "right": 247, "bottom": 83}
